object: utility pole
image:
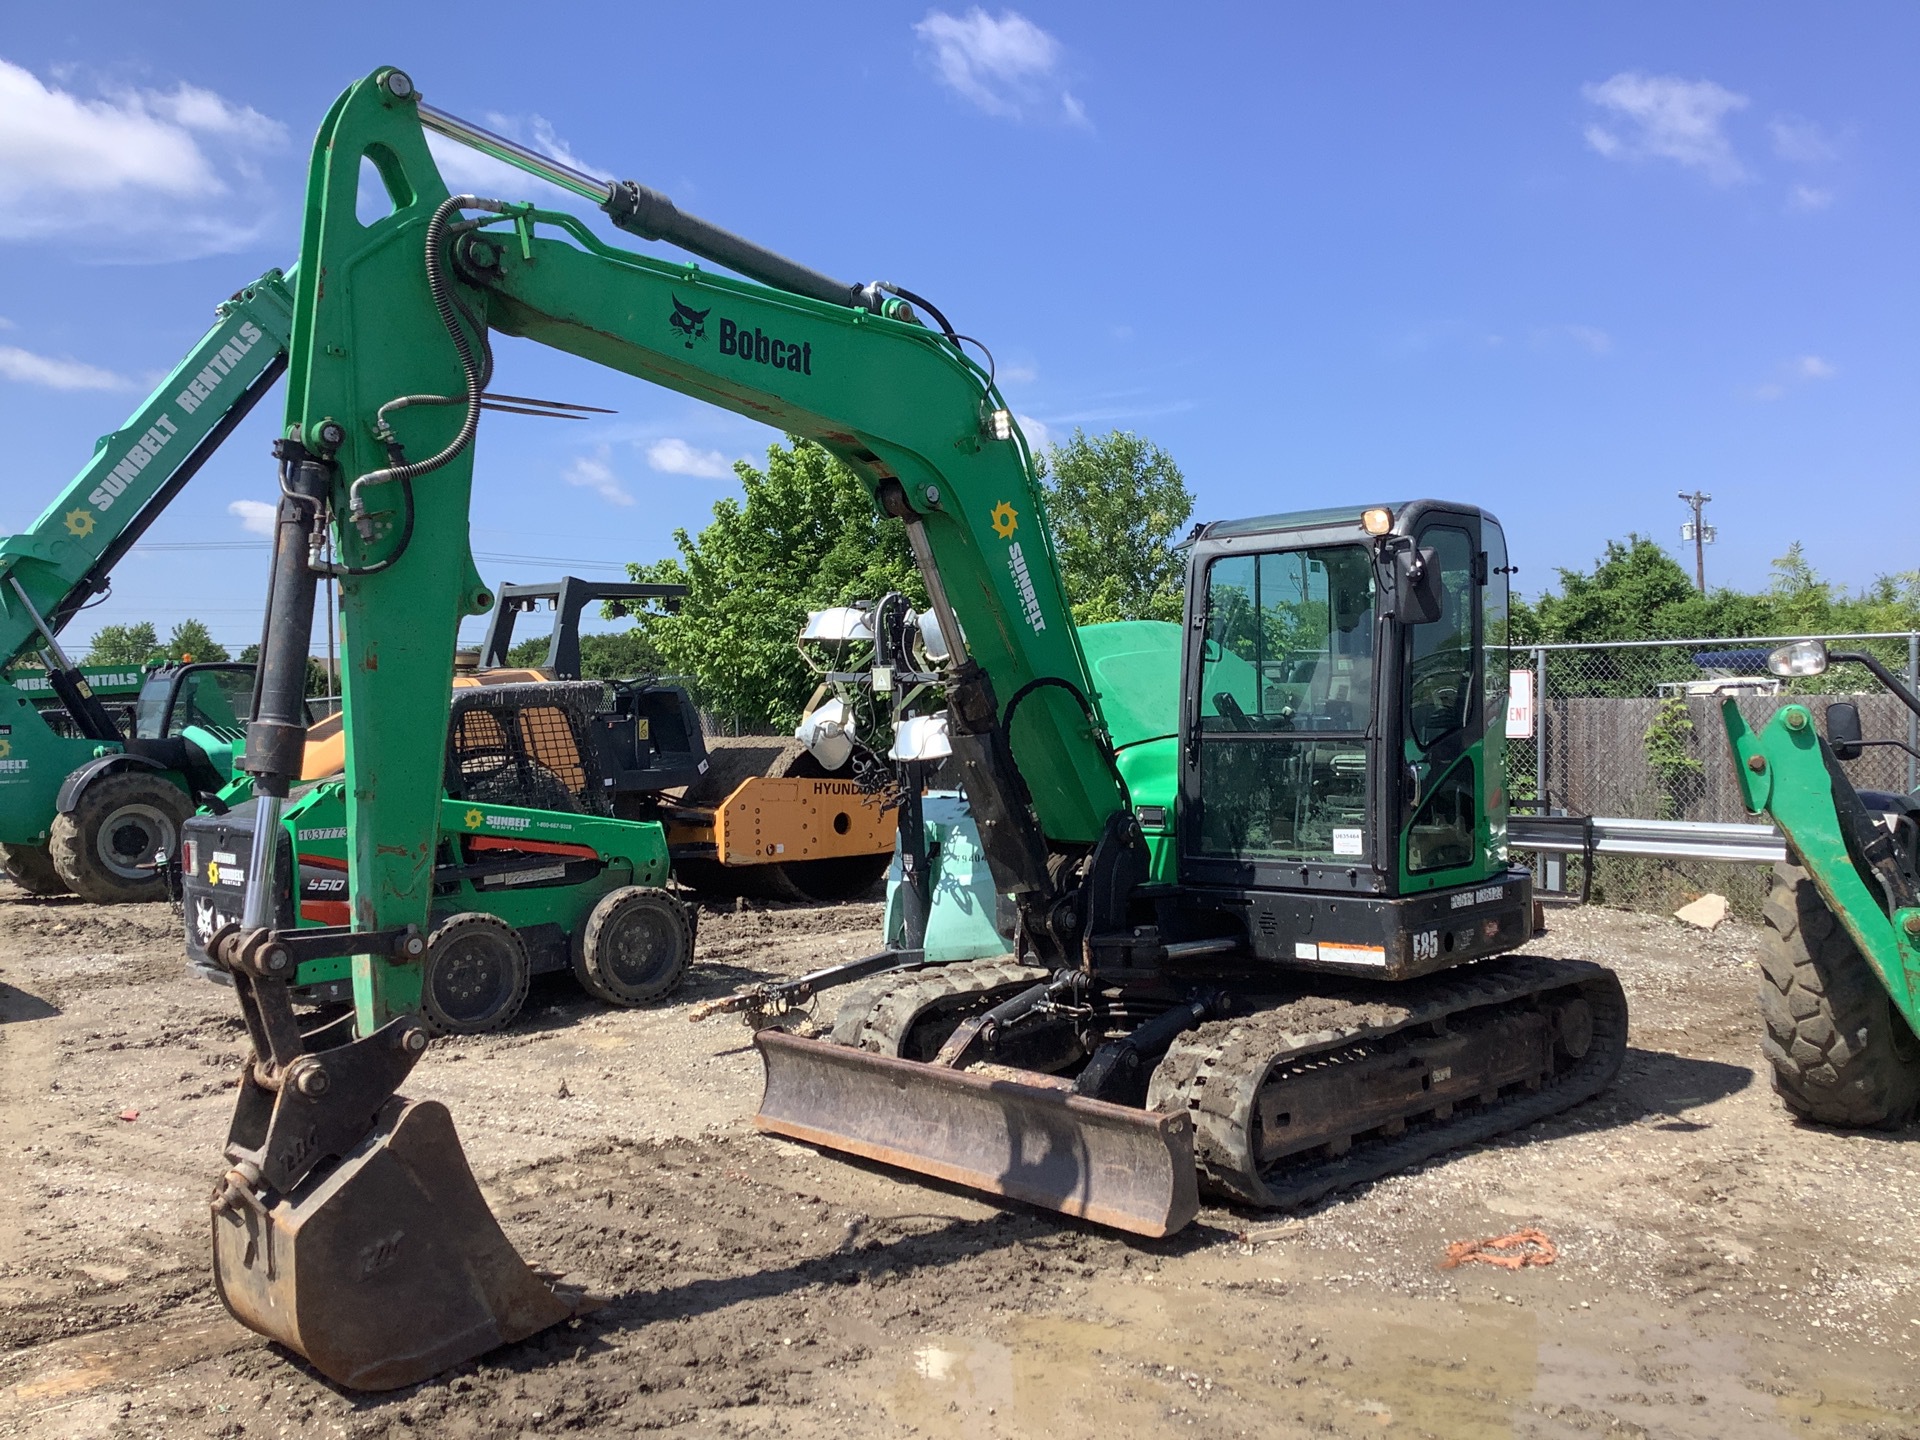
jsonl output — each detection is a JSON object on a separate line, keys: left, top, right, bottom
{"left": 1678, "top": 491, "right": 1714, "bottom": 592}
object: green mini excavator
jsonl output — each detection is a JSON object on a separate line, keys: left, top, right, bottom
{"left": 199, "top": 67, "right": 1626, "bottom": 1390}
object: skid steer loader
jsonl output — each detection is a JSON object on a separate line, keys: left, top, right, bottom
{"left": 192, "top": 68, "right": 1625, "bottom": 1390}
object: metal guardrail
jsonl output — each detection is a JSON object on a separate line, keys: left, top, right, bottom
{"left": 1510, "top": 813, "right": 1786, "bottom": 865}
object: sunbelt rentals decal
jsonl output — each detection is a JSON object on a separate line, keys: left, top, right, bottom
{"left": 81, "top": 319, "right": 269, "bottom": 521}
{"left": 990, "top": 501, "right": 1046, "bottom": 634}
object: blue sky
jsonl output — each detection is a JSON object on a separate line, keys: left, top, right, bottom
{"left": 2, "top": 3, "right": 1915, "bottom": 656}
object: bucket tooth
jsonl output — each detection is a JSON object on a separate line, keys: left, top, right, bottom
{"left": 754, "top": 1029, "right": 1198, "bottom": 1238}
{"left": 213, "top": 1097, "right": 591, "bottom": 1391}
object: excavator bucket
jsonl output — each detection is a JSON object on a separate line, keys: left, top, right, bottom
{"left": 213, "top": 1097, "right": 590, "bottom": 1391}
{"left": 754, "top": 1030, "right": 1199, "bottom": 1237}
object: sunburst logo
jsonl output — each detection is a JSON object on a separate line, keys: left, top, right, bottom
{"left": 64, "top": 509, "right": 96, "bottom": 538}
{"left": 464, "top": 808, "right": 484, "bottom": 829}
{"left": 990, "top": 501, "right": 1018, "bottom": 539}
{"left": 207, "top": 861, "right": 221, "bottom": 886}
{"left": 0, "top": 739, "right": 10, "bottom": 759}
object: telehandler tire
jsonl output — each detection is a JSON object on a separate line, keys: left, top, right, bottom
{"left": 49, "top": 771, "right": 191, "bottom": 904}
{"left": 1, "top": 844, "right": 70, "bottom": 897}
{"left": 1758, "top": 860, "right": 1920, "bottom": 1127}
{"left": 573, "top": 886, "right": 690, "bottom": 1006}
{"left": 419, "top": 913, "right": 531, "bottom": 1036}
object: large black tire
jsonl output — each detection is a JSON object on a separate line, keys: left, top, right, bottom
{"left": 49, "top": 771, "right": 192, "bottom": 904}
{"left": 573, "top": 886, "right": 691, "bottom": 1006}
{"left": 1, "top": 843, "right": 70, "bottom": 897}
{"left": 1758, "top": 860, "right": 1920, "bottom": 1127}
{"left": 419, "top": 913, "right": 531, "bottom": 1036}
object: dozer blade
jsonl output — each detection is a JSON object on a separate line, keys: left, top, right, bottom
{"left": 213, "top": 1097, "right": 590, "bottom": 1390}
{"left": 755, "top": 1030, "right": 1199, "bottom": 1237}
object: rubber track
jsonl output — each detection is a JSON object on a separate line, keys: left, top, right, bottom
{"left": 832, "top": 957, "right": 1049, "bottom": 1056}
{"left": 1147, "top": 955, "right": 1627, "bottom": 1211}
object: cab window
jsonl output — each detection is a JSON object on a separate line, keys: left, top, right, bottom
{"left": 1406, "top": 527, "right": 1475, "bottom": 751}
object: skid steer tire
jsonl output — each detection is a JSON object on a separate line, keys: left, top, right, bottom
{"left": 49, "top": 771, "right": 191, "bottom": 904}
{"left": 1758, "top": 860, "right": 1920, "bottom": 1128}
{"left": 419, "top": 913, "right": 531, "bottom": 1036}
{"left": 574, "top": 886, "right": 690, "bottom": 1007}
{"left": 1, "top": 844, "right": 70, "bottom": 897}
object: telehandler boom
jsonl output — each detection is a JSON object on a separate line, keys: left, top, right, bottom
{"left": 204, "top": 67, "right": 1625, "bottom": 1389}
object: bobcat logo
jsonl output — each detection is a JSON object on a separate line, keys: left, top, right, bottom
{"left": 194, "top": 898, "right": 216, "bottom": 947}
{"left": 668, "top": 297, "right": 710, "bottom": 349}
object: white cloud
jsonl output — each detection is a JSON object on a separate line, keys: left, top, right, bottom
{"left": 423, "top": 114, "right": 601, "bottom": 206}
{"left": 0, "top": 344, "right": 127, "bottom": 390}
{"left": 0, "top": 316, "right": 14, "bottom": 330}
{"left": 1562, "top": 325, "right": 1613, "bottom": 356}
{"left": 228, "top": 499, "right": 277, "bottom": 535}
{"left": 1753, "top": 354, "right": 1836, "bottom": 401}
{"left": 645, "top": 437, "right": 734, "bottom": 480}
{"left": 1014, "top": 413, "right": 1053, "bottom": 452}
{"left": 999, "top": 362, "right": 1038, "bottom": 385}
{"left": 1771, "top": 116, "right": 1838, "bottom": 166}
{"left": 914, "top": 9, "right": 1088, "bottom": 126}
{"left": 565, "top": 445, "right": 633, "bottom": 505}
{"left": 1582, "top": 72, "right": 1749, "bottom": 184}
{"left": 0, "top": 58, "right": 286, "bottom": 258}
{"left": 1789, "top": 184, "right": 1834, "bottom": 212}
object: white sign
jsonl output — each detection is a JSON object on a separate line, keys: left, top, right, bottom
{"left": 1506, "top": 669, "right": 1536, "bottom": 739}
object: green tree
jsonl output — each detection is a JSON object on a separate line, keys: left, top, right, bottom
{"left": 85, "top": 621, "right": 160, "bottom": 665}
{"left": 1520, "top": 536, "right": 1772, "bottom": 644}
{"left": 631, "top": 438, "right": 922, "bottom": 728}
{"left": 504, "top": 628, "right": 664, "bottom": 679}
{"left": 165, "top": 619, "right": 230, "bottom": 663}
{"left": 1038, "top": 429, "right": 1195, "bottom": 626}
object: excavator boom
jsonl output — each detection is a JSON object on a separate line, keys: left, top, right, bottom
{"left": 209, "top": 66, "right": 1128, "bottom": 1388}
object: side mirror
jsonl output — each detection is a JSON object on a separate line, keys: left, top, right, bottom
{"left": 1769, "top": 639, "right": 1829, "bottom": 678}
{"left": 1825, "top": 701, "right": 1864, "bottom": 761}
{"left": 1395, "top": 546, "right": 1443, "bottom": 626}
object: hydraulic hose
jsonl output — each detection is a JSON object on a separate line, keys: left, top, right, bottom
{"left": 345, "top": 194, "right": 507, "bottom": 535}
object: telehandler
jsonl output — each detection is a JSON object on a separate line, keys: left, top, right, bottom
{"left": 0, "top": 269, "right": 296, "bottom": 899}
{"left": 197, "top": 67, "right": 1625, "bottom": 1389}
{"left": 1723, "top": 641, "right": 1920, "bottom": 1125}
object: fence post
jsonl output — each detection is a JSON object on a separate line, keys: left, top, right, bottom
{"left": 1909, "top": 631, "right": 1918, "bottom": 793}
{"left": 1532, "top": 646, "right": 1548, "bottom": 807}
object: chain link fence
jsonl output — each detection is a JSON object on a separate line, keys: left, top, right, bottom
{"left": 1498, "top": 631, "right": 1920, "bottom": 916}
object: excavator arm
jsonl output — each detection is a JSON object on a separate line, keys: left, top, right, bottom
{"left": 246, "top": 67, "right": 1123, "bottom": 1028}
{"left": 207, "top": 66, "right": 1134, "bottom": 1388}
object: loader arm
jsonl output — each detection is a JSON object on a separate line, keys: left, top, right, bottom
{"left": 260, "top": 67, "right": 1123, "bottom": 1030}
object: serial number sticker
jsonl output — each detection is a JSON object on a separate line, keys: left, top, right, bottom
{"left": 1331, "top": 827, "right": 1364, "bottom": 856}
{"left": 1294, "top": 941, "right": 1319, "bottom": 960}
{"left": 1319, "top": 941, "right": 1387, "bottom": 967}
{"left": 487, "top": 864, "right": 568, "bottom": 887}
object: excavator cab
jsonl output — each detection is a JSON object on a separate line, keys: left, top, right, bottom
{"left": 1175, "top": 500, "right": 1529, "bottom": 975}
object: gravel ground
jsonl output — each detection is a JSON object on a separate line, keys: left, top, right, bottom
{"left": 0, "top": 882, "right": 1916, "bottom": 1438}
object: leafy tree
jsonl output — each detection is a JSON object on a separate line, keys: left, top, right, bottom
{"left": 238, "top": 644, "right": 332, "bottom": 697}
{"left": 631, "top": 438, "right": 922, "bottom": 728}
{"left": 165, "top": 619, "right": 230, "bottom": 664}
{"left": 85, "top": 621, "right": 160, "bottom": 665}
{"left": 1038, "top": 429, "right": 1194, "bottom": 626}
{"left": 505, "top": 628, "right": 663, "bottom": 679}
